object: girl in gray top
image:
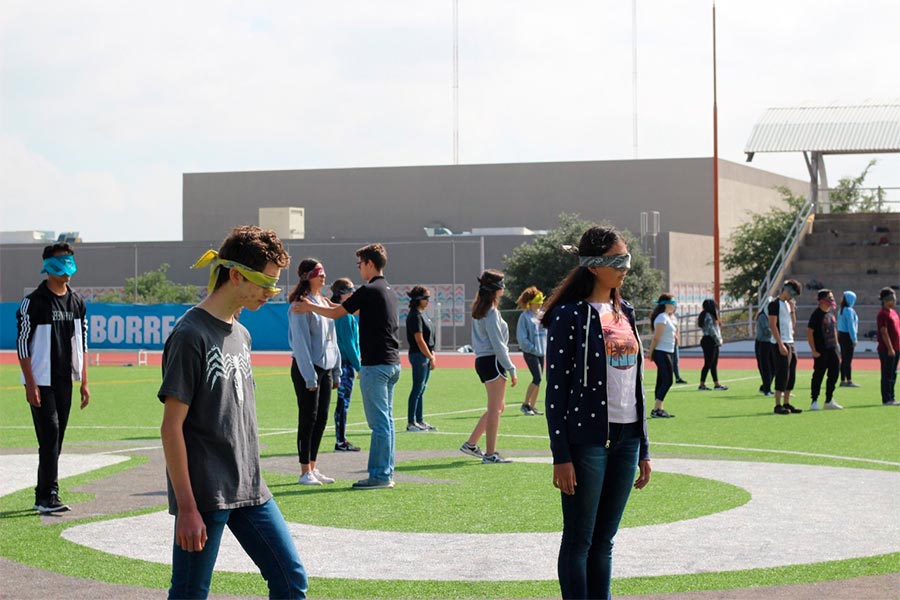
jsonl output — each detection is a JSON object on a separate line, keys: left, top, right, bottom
{"left": 460, "top": 269, "right": 518, "bottom": 464}
{"left": 697, "top": 299, "right": 728, "bottom": 391}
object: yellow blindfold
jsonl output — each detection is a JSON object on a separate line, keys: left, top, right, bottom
{"left": 192, "top": 249, "right": 281, "bottom": 294}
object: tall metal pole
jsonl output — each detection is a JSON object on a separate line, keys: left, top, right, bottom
{"left": 632, "top": 0, "right": 638, "bottom": 159}
{"left": 453, "top": 0, "right": 459, "bottom": 165}
{"left": 712, "top": 2, "right": 721, "bottom": 306}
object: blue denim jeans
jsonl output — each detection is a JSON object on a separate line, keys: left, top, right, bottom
{"left": 558, "top": 423, "right": 640, "bottom": 600}
{"left": 334, "top": 360, "right": 356, "bottom": 443}
{"left": 169, "top": 498, "right": 307, "bottom": 599}
{"left": 359, "top": 364, "right": 401, "bottom": 481}
{"left": 407, "top": 352, "right": 431, "bottom": 424}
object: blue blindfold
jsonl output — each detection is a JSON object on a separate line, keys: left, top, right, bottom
{"left": 41, "top": 255, "right": 77, "bottom": 277}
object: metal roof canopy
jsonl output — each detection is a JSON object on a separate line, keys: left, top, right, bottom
{"left": 744, "top": 100, "right": 900, "bottom": 212}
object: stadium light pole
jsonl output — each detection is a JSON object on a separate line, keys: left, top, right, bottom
{"left": 712, "top": 1, "right": 721, "bottom": 307}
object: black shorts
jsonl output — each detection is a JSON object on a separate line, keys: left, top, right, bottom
{"left": 475, "top": 355, "right": 507, "bottom": 383}
{"left": 522, "top": 352, "right": 544, "bottom": 385}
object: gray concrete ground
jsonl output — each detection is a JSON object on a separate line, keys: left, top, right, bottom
{"left": 1, "top": 445, "right": 898, "bottom": 599}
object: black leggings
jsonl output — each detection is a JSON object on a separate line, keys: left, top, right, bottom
{"left": 700, "top": 336, "right": 720, "bottom": 384}
{"left": 811, "top": 349, "right": 839, "bottom": 402}
{"left": 653, "top": 349, "right": 674, "bottom": 401}
{"left": 838, "top": 331, "right": 855, "bottom": 382}
{"left": 291, "top": 359, "right": 333, "bottom": 464}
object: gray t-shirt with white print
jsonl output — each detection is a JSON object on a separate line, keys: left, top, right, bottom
{"left": 158, "top": 307, "right": 272, "bottom": 515}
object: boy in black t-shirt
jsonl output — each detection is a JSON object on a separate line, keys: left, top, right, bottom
{"left": 294, "top": 243, "right": 402, "bottom": 489}
{"left": 16, "top": 243, "right": 90, "bottom": 514}
{"left": 159, "top": 226, "right": 307, "bottom": 599}
{"left": 807, "top": 289, "right": 843, "bottom": 411}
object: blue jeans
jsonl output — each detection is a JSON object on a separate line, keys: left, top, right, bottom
{"left": 407, "top": 352, "right": 431, "bottom": 424}
{"left": 169, "top": 498, "right": 307, "bottom": 599}
{"left": 359, "top": 364, "right": 401, "bottom": 481}
{"left": 334, "top": 360, "right": 355, "bottom": 443}
{"left": 558, "top": 423, "right": 640, "bottom": 600}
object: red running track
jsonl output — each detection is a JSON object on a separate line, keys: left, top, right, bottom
{"left": 0, "top": 350, "right": 880, "bottom": 370}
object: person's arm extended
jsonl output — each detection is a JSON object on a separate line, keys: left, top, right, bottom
{"left": 292, "top": 299, "right": 347, "bottom": 320}
{"left": 161, "top": 398, "right": 207, "bottom": 552}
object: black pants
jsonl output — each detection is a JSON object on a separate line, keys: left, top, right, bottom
{"left": 30, "top": 379, "right": 73, "bottom": 502}
{"left": 772, "top": 343, "right": 797, "bottom": 392}
{"left": 838, "top": 332, "right": 855, "bottom": 382}
{"left": 811, "top": 348, "right": 840, "bottom": 402}
{"left": 700, "top": 336, "right": 720, "bottom": 384}
{"left": 755, "top": 340, "right": 774, "bottom": 393}
{"left": 653, "top": 350, "right": 674, "bottom": 402}
{"left": 291, "top": 360, "right": 333, "bottom": 464}
{"left": 879, "top": 350, "right": 899, "bottom": 404}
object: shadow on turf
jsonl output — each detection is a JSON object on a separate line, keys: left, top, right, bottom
{"left": 0, "top": 509, "right": 55, "bottom": 520}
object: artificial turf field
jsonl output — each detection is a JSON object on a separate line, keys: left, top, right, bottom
{"left": 0, "top": 360, "right": 897, "bottom": 598}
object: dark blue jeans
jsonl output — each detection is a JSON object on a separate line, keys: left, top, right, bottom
{"left": 558, "top": 423, "right": 641, "bottom": 600}
{"left": 169, "top": 498, "right": 307, "bottom": 599}
{"left": 407, "top": 352, "right": 431, "bottom": 424}
{"left": 334, "top": 360, "right": 355, "bottom": 443}
{"left": 880, "top": 350, "right": 899, "bottom": 404}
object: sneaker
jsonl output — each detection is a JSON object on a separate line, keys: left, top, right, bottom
{"left": 520, "top": 404, "right": 535, "bottom": 415}
{"left": 417, "top": 421, "right": 437, "bottom": 431}
{"left": 714, "top": 384, "right": 729, "bottom": 391}
{"left": 651, "top": 409, "right": 675, "bottom": 418}
{"left": 809, "top": 401, "right": 821, "bottom": 411}
{"left": 482, "top": 452, "right": 512, "bottom": 464}
{"left": 840, "top": 381, "right": 860, "bottom": 388}
{"left": 774, "top": 405, "right": 790, "bottom": 415}
{"left": 352, "top": 477, "right": 395, "bottom": 489}
{"left": 530, "top": 406, "right": 543, "bottom": 415}
{"left": 764, "top": 391, "right": 776, "bottom": 397}
{"left": 313, "top": 468, "right": 335, "bottom": 484}
{"left": 675, "top": 378, "right": 689, "bottom": 384}
{"left": 34, "top": 494, "right": 70, "bottom": 514}
{"left": 406, "top": 423, "right": 426, "bottom": 432}
{"left": 698, "top": 384, "right": 711, "bottom": 391}
{"left": 824, "top": 401, "right": 843, "bottom": 410}
{"left": 883, "top": 400, "right": 899, "bottom": 406}
{"left": 460, "top": 442, "right": 484, "bottom": 457}
{"left": 298, "top": 471, "right": 322, "bottom": 486}
{"left": 334, "top": 441, "right": 361, "bottom": 452}
{"left": 783, "top": 403, "right": 803, "bottom": 414}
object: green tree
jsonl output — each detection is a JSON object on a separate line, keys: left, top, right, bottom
{"left": 97, "top": 263, "right": 200, "bottom": 304}
{"left": 503, "top": 213, "right": 665, "bottom": 314}
{"left": 722, "top": 187, "right": 805, "bottom": 305}
{"left": 828, "top": 159, "right": 886, "bottom": 213}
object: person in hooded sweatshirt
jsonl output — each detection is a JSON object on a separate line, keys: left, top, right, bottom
{"left": 837, "top": 290, "right": 860, "bottom": 388}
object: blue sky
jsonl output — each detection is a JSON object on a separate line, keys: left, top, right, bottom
{"left": 2, "top": 0, "right": 898, "bottom": 242}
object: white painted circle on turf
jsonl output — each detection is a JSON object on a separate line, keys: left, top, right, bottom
{"left": 60, "top": 458, "right": 900, "bottom": 581}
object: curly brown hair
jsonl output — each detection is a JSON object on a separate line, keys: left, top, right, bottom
{"left": 213, "top": 226, "right": 290, "bottom": 291}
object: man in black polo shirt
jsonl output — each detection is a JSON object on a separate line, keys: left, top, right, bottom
{"left": 294, "top": 243, "right": 401, "bottom": 489}
{"left": 16, "top": 242, "right": 90, "bottom": 513}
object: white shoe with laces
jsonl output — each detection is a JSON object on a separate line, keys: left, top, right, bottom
{"left": 824, "top": 401, "right": 843, "bottom": 410}
{"left": 298, "top": 471, "right": 322, "bottom": 486}
{"left": 809, "top": 401, "right": 820, "bottom": 411}
{"left": 313, "top": 468, "right": 335, "bottom": 484}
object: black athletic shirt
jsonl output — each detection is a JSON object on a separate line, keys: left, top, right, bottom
{"left": 342, "top": 276, "right": 400, "bottom": 366}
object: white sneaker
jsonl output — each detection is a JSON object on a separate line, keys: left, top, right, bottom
{"left": 313, "top": 468, "right": 335, "bottom": 484}
{"left": 809, "top": 401, "right": 821, "bottom": 411}
{"left": 298, "top": 471, "right": 322, "bottom": 486}
{"left": 824, "top": 401, "right": 843, "bottom": 410}
{"left": 406, "top": 423, "right": 426, "bottom": 432}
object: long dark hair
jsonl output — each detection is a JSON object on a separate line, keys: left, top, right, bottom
{"left": 472, "top": 269, "right": 504, "bottom": 320}
{"left": 288, "top": 258, "right": 321, "bottom": 303}
{"left": 697, "top": 298, "right": 718, "bottom": 327}
{"left": 650, "top": 293, "right": 674, "bottom": 324}
{"left": 540, "top": 225, "right": 624, "bottom": 327}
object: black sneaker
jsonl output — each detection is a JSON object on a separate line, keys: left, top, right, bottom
{"left": 783, "top": 403, "right": 803, "bottom": 414}
{"left": 520, "top": 404, "right": 535, "bottom": 415}
{"left": 530, "top": 406, "right": 543, "bottom": 415}
{"left": 651, "top": 409, "right": 674, "bottom": 418}
{"left": 675, "top": 378, "right": 689, "bottom": 384}
{"left": 34, "top": 493, "right": 70, "bottom": 514}
{"left": 774, "top": 405, "right": 790, "bottom": 415}
{"left": 335, "top": 441, "right": 361, "bottom": 452}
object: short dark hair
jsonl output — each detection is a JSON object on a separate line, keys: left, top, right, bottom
{"left": 42, "top": 242, "right": 74, "bottom": 260}
{"left": 213, "top": 226, "right": 290, "bottom": 291}
{"left": 356, "top": 243, "right": 387, "bottom": 271}
{"left": 817, "top": 289, "right": 833, "bottom": 301}
{"left": 880, "top": 287, "right": 897, "bottom": 303}
{"left": 783, "top": 279, "right": 801, "bottom": 295}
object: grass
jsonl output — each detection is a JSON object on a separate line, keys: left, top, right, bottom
{"left": 0, "top": 361, "right": 898, "bottom": 598}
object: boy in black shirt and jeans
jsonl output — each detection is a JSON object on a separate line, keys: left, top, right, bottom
{"left": 294, "top": 243, "right": 401, "bottom": 489}
{"left": 807, "top": 289, "right": 843, "bottom": 411}
{"left": 16, "top": 242, "right": 90, "bottom": 513}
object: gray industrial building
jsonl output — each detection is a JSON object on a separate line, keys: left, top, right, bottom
{"left": 1, "top": 157, "right": 805, "bottom": 347}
